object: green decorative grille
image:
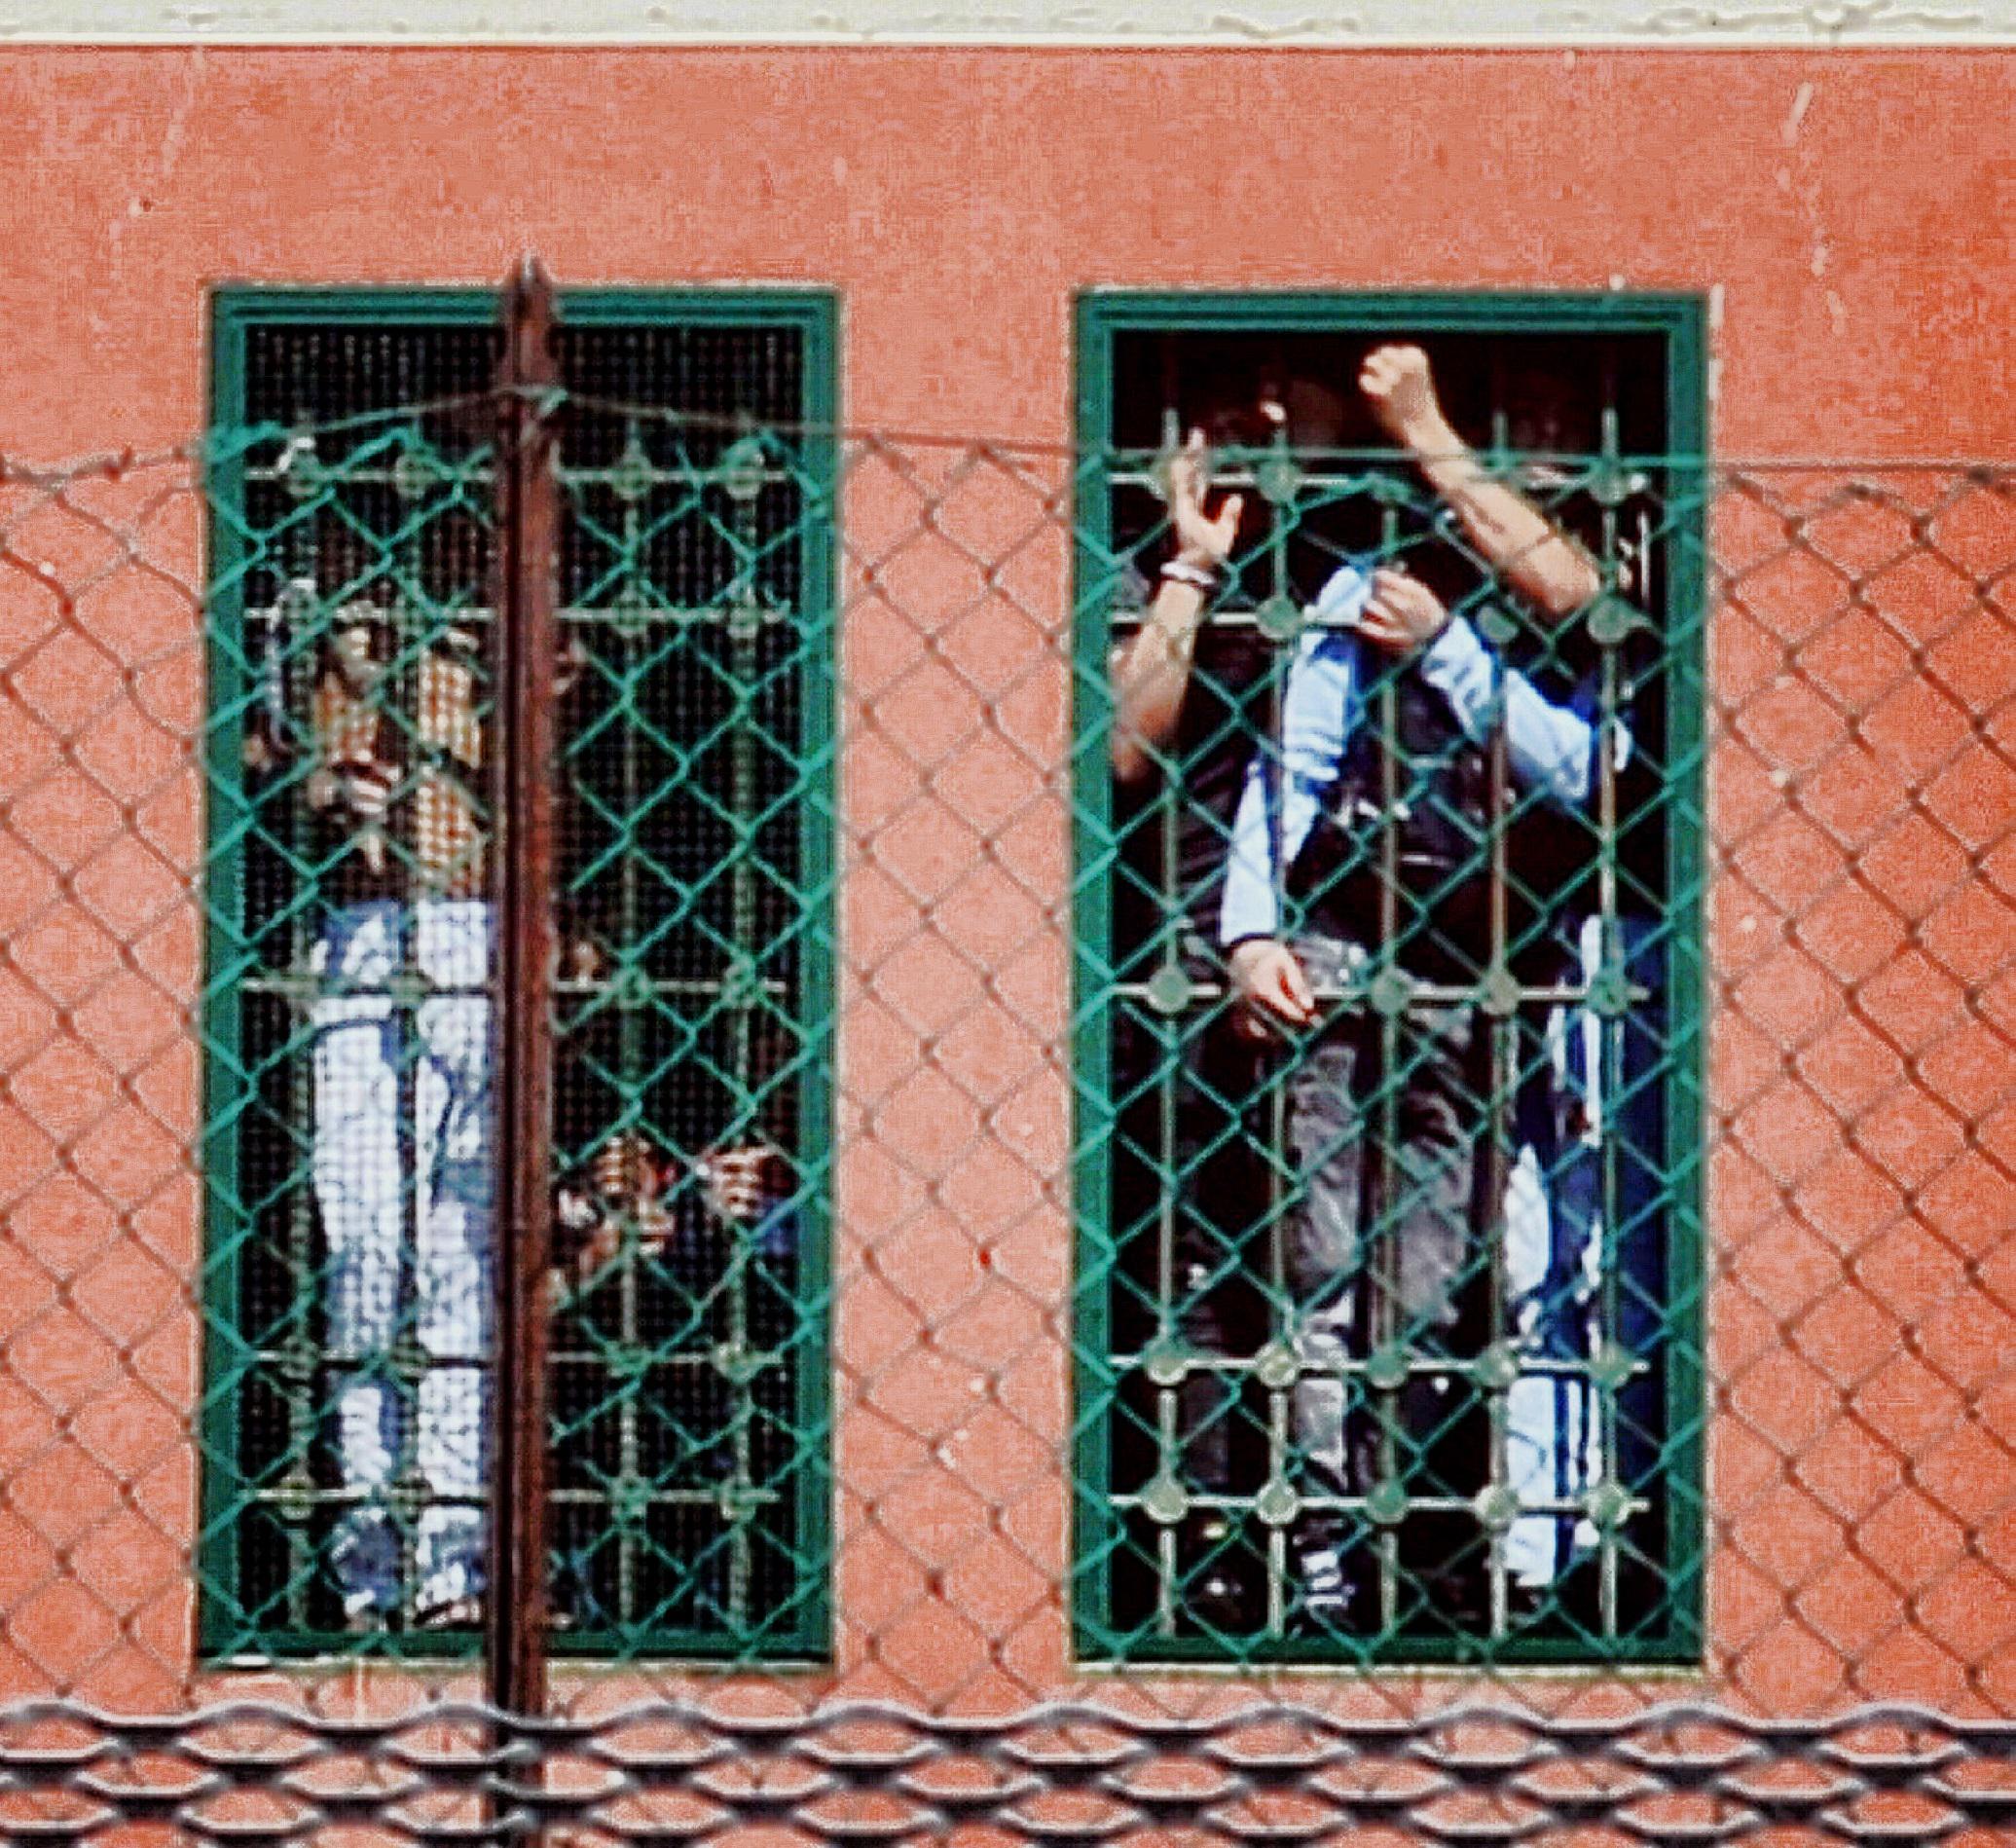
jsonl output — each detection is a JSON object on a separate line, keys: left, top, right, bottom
{"left": 200, "top": 288, "right": 833, "bottom": 1661}
{"left": 1072, "top": 295, "right": 1707, "bottom": 1665}
{"left": 5, "top": 308, "right": 2016, "bottom": 1841}
{"left": 545, "top": 320, "right": 832, "bottom": 1658}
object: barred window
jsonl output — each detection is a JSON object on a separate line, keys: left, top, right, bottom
{"left": 1073, "top": 294, "right": 1706, "bottom": 1664}
{"left": 201, "top": 290, "right": 834, "bottom": 1660}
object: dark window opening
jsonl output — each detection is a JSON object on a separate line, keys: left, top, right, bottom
{"left": 203, "top": 296, "right": 830, "bottom": 1662}
{"left": 1079, "top": 303, "right": 1704, "bottom": 1666}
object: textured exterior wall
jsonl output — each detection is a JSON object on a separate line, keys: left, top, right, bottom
{"left": 0, "top": 46, "right": 2009, "bottom": 1714}
{"left": 0, "top": 50, "right": 2007, "bottom": 458}
{"left": 0, "top": 0, "right": 2012, "bottom": 39}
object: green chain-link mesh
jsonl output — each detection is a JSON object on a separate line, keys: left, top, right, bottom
{"left": 199, "top": 303, "right": 832, "bottom": 1661}
{"left": 1074, "top": 401, "right": 1706, "bottom": 1665}
{"left": 545, "top": 395, "right": 831, "bottom": 1660}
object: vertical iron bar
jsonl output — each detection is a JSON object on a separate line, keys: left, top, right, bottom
{"left": 1261, "top": 425, "right": 1295, "bottom": 1638}
{"left": 616, "top": 428, "right": 645, "bottom": 1637}
{"left": 1155, "top": 757, "right": 1182, "bottom": 1638}
{"left": 725, "top": 468, "right": 765, "bottom": 1636}
{"left": 276, "top": 534, "right": 318, "bottom": 1637}
{"left": 394, "top": 481, "right": 425, "bottom": 1619}
{"left": 490, "top": 256, "right": 560, "bottom": 1725}
{"left": 1479, "top": 365, "right": 1518, "bottom": 1637}
{"left": 1156, "top": 405, "right": 1188, "bottom": 1610}
{"left": 1485, "top": 700, "right": 1513, "bottom": 1639}
{"left": 1594, "top": 400, "right": 1626, "bottom": 1642}
{"left": 1374, "top": 497, "right": 1401, "bottom": 1635}
{"left": 392, "top": 350, "right": 428, "bottom": 1620}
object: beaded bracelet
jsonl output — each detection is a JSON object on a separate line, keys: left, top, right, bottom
{"left": 1159, "top": 560, "right": 1219, "bottom": 593}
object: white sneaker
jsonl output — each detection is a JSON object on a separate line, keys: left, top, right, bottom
{"left": 1296, "top": 1541, "right": 1356, "bottom": 1628}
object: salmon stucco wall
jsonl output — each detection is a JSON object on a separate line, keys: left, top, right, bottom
{"left": 0, "top": 49, "right": 2008, "bottom": 459}
{"left": 0, "top": 47, "right": 2010, "bottom": 1714}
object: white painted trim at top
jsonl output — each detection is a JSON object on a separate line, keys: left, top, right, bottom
{"left": 0, "top": 0, "right": 2010, "bottom": 41}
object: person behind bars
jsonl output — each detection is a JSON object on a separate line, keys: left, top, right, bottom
{"left": 291, "top": 580, "right": 793, "bottom": 1631}
{"left": 298, "top": 588, "right": 496, "bottom": 1629}
{"left": 1354, "top": 346, "right": 1674, "bottom": 1621}
{"left": 1106, "top": 383, "right": 1349, "bottom": 1628}
{"left": 1216, "top": 346, "right": 1610, "bottom": 1629}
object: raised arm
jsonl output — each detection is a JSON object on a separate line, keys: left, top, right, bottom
{"left": 1360, "top": 346, "right": 1601, "bottom": 621}
{"left": 1110, "top": 430, "right": 1245, "bottom": 785}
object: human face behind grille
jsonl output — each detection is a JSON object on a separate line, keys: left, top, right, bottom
{"left": 309, "top": 610, "right": 490, "bottom": 900}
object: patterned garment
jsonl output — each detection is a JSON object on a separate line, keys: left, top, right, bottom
{"left": 312, "top": 899, "right": 495, "bottom": 1621}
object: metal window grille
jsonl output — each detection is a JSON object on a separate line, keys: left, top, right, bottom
{"left": 546, "top": 317, "right": 831, "bottom": 1659}
{"left": 4, "top": 343, "right": 2016, "bottom": 1831}
{"left": 199, "top": 284, "right": 834, "bottom": 1661}
{"left": 1073, "top": 301, "right": 1706, "bottom": 1664}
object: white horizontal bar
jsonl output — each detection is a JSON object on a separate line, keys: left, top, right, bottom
{"left": 0, "top": 0, "right": 2008, "bottom": 41}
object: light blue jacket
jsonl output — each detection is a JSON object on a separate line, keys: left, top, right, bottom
{"left": 1219, "top": 565, "right": 1609, "bottom": 945}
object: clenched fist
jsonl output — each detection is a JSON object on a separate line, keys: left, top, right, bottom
{"left": 1358, "top": 345, "right": 1455, "bottom": 455}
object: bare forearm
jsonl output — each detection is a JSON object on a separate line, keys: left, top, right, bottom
{"left": 1110, "top": 579, "right": 1207, "bottom": 783}
{"left": 1411, "top": 417, "right": 1601, "bottom": 619}
{"left": 1110, "top": 429, "right": 1245, "bottom": 781}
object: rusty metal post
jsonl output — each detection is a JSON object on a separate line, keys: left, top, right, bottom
{"left": 489, "top": 255, "right": 560, "bottom": 1731}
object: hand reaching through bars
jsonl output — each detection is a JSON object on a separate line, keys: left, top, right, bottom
{"left": 1227, "top": 937, "right": 1315, "bottom": 1039}
{"left": 552, "top": 1130, "right": 677, "bottom": 1302}
{"left": 698, "top": 1142, "right": 797, "bottom": 1259}
{"left": 697, "top": 1143, "right": 791, "bottom": 1225}
{"left": 553, "top": 1136, "right": 796, "bottom": 1305}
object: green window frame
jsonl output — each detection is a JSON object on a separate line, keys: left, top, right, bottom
{"left": 1071, "top": 289, "right": 1707, "bottom": 1667}
{"left": 199, "top": 285, "right": 836, "bottom": 1663}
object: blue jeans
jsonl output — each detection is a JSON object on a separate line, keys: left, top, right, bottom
{"left": 312, "top": 900, "right": 494, "bottom": 1618}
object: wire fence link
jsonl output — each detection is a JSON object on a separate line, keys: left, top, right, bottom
{"left": 0, "top": 412, "right": 2011, "bottom": 1842}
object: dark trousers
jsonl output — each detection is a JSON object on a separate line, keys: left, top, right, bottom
{"left": 1284, "top": 933, "right": 1490, "bottom": 1535}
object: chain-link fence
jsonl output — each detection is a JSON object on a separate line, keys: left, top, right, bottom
{"left": 0, "top": 290, "right": 2012, "bottom": 1839}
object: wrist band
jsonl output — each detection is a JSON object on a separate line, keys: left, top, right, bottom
{"left": 1160, "top": 560, "right": 1220, "bottom": 592}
